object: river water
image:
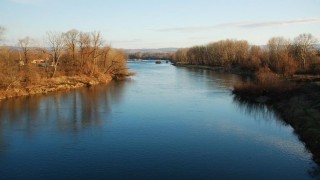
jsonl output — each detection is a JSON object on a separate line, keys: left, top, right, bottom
{"left": 0, "top": 61, "right": 318, "bottom": 179}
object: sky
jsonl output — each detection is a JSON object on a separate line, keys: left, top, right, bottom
{"left": 0, "top": 0, "right": 320, "bottom": 49}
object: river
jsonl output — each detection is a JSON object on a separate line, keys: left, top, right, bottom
{"left": 0, "top": 61, "right": 318, "bottom": 179}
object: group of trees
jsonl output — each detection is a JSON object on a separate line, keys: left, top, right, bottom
{"left": 173, "top": 33, "right": 319, "bottom": 76}
{"left": 174, "top": 40, "right": 249, "bottom": 67}
{"left": 0, "top": 27, "right": 128, "bottom": 90}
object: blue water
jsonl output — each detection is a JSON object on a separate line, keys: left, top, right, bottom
{"left": 0, "top": 61, "right": 318, "bottom": 179}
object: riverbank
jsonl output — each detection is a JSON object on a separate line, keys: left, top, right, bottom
{"left": 272, "top": 83, "right": 320, "bottom": 164}
{"left": 0, "top": 74, "right": 112, "bottom": 100}
{"left": 234, "top": 83, "right": 320, "bottom": 164}
{"left": 233, "top": 72, "right": 320, "bottom": 165}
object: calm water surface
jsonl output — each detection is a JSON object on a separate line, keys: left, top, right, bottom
{"left": 0, "top": 61, "right": 318, "bottom": 179}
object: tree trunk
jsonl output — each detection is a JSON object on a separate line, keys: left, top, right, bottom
{"left": 51, "top": 63, "right": 58, "bottom": 78}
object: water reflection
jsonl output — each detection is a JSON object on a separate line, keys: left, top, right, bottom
{"left": 0, "top": 62, "right": 318, "bottom": 179}
{"left": 177, "top": 67, "right": 239, "bottom": 90}
{"left": 232, "top": 95, "right": 285, "bottom": 125}
{"left": 309, "top": 166, "right": 320, "bottom": 179}
{"left": 108, "top": 79, "right": 132, "bottom": 104}
{"left": 0, "top": 81, "right": 128, "bottom": 134}
{"left": 0, "top": 95, "right": 43, "bottom": 136}
{"left": 54, "top": 86, "right": 111, "bottom": 133}
{"left": 233, "top": 93, "right": 320, "bottom": 178}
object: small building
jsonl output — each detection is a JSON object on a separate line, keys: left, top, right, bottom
{"left": 31, "top": 59, "right": 45, "bottom": 64}
{"left": 19, "top": 61, "right": 25, "bottom": 66}
{"left": 39, "top": 62, "right": 49, "bottom": 67}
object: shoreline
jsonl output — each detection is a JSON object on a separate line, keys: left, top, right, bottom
{"left": 234, "top": 84, "right": 320, "bottom": 165}
{"left": 174, "top": 63, "right": 320, "bottom": 165}
{"left": 172, "top": 63, "right": 253, "bottom": 76}
{"left": 0, "top": 75, "right": 113, "bottom": 101}
{"left": 271, "top": 84, "right": 320, "bottom": 164}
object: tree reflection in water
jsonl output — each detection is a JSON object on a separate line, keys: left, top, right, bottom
{"left": 0, "top": 62, "right": 318, "bottom": 178}
{"left": 233, "top": 94, "right": 320, "bottom": 178}
{"left": 0, "top": 80, "right": 128, "bottom": 144}
{"left": 232, "top": 95, "right": 286, "bottom": 126}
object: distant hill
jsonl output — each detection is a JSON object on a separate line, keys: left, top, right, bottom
{"left": 124, "top": 48, "right": 179, "bottom": 54}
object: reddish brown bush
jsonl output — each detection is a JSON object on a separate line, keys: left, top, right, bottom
{"left": 241, "top": 56, "right": 261, "bottom": 72}
{"left": 233, "top": 67, "right": 297, "bottom": 97}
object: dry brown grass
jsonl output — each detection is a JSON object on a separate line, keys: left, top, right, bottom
{"left": 233, "top": 67, "right": 298, "bottom": 97}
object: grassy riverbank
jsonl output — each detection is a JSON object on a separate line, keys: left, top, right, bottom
{"left": 0, "top": 29, "right": 131, "bottom": 100}
{"left": 272, "top": 83, "right": 320, "bottom": 164}
{"left": 233, "top": 70, "right": 320, "bottom": 164}
{"left": 0, "top": 74, "right": 112, "bottom": 100}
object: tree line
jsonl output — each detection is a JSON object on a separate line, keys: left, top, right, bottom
{"left": 172, "top": 33, "right": 320, "bottom": 76}
{"left": 0, "top": 27, "right": 128, "bottom": 90}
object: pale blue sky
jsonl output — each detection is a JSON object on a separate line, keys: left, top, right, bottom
{"left": 0, "top": 0, "right": 319, "bottom": 48}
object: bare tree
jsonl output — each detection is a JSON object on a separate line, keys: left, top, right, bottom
{"left": 89, "top": 31, "right": 103, "bottom": 75}
{"left": 234, "top": 40, "right": 249, "bottom": 65}
{"left": 18, "top": 36, "right": 32, "bottom": 64}
{"left": 241, "top": 45, "right": 263, "bottom": 71}
{"left": 103, "top": 49, "right": 127, "bottom": 78}
{"left": 64, "top": 29, "right": 79, "bottom": 65}
{"left": 101, "top": 45, "right": 111, "bottom": 68}
{"left": 267, "top": 37, "right": 291, "bottom": 72}
{"left": 293, "top": 33, "right": 318, "bottom": 69}
{"left": 78, "top": 32, "right": 90, "bottom": 67}
{"left": 173, "top": 48, "right": 188, "bottom": 64}
{"left": 47, "top": 32, "right": 65, "bottom": 77}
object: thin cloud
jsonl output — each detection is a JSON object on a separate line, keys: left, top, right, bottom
{"left": 8, "top": 0, "right": 46, "bottom": 4}
{"left": 241, "top": 18, "right": 320, "bottom": 28}
{"left": 156, "top": 17, "right": 320, "bottom": 33}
